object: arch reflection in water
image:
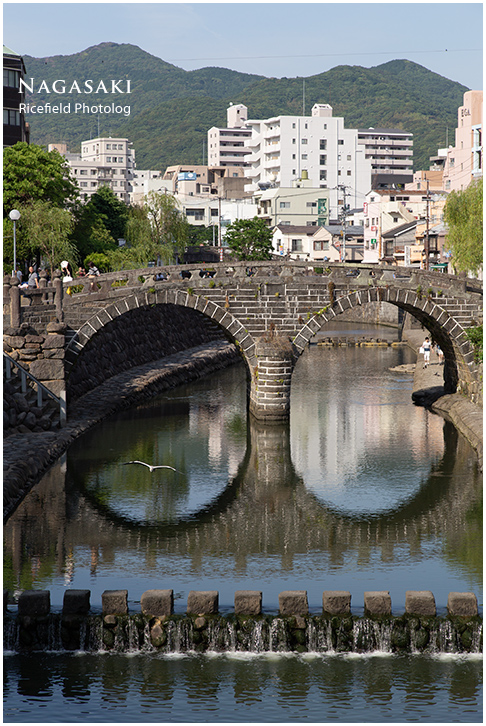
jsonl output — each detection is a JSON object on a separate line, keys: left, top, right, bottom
{"left": 3, "top": 341, "right": 482, "bottom": 612}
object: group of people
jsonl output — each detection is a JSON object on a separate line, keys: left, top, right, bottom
{"left": 421, "top": 337, "right": 444, "bottom": 368}
{"left": 15, "top": 261, "right": 101, "bottom": 292}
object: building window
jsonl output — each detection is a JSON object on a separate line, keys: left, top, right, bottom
{"left": 280, "top": 202, "right": 290, "bottom": 209}
{"left": 3, "top": 109, "right": 20, "bottom": 125}
{"left": 79, "top": 169, "right": 88, "bottom": 175}
{"left": 306, "top": 202, "right": 317, "bottom": 208}
{"left": 292, "top": 154, "right": 296, "bottom": 160}
{"left": 106, "top": 144, "right": 111, "bottom": 149}
{"left": 320, "top": 155, "right": 327, "bottom": 165}
{"left": 291, "top": 239, "right": 303, "bottom": 251}
{"left": 347, "top": 155, "right": 352, "bottom": 161}
{"left": 302, "top": 139, "right": 308, "bottom": 145}
{"left": 292, "top": 139, "right": 296, "bottom": 144}
{"left": 302, "top": 154, "right": 308, "bottom": 160}
{"left": 80, "top": 182, "right": 88, "bottom": 187}
{"left": 347, "top": 170, "right": 352, "bottom": 176}
{"left": 3, "top": 69, "right": 20, "bottom": 87}
{"left": 320, "top": 170, "right": 327, "bottom": 181}
{"left": 320, "top": 139, "right": 327, "bottom": 150}
{"left": 338, "top": 139, "right": 344, "bottom": 145}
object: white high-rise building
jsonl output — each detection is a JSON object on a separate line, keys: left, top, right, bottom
{"left": 208, "top": 103, "right": 252, "bottom": 168}
{"left": 244, "top": 104, "right": 373, "bottom": 219}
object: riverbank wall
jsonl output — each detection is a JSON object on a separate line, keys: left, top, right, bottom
{"left": 4, "top": 587, "right": 481, "bottom": 655}
{"left": 402, "top": 329, "right": 483, "bottom": 466}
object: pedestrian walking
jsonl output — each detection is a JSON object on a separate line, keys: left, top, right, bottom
{"left": 421, "top": 337, "right": 432, "bottom": 368}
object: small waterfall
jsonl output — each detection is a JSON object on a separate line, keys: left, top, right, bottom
{"left": 249, "top": 620, "right": 267, "bottom": 653}
{"left": 431, "top": 620, "right": 458, "bottom": 653}
{"left": 47, "top": 614, "right": 63, "bottom": 651}
{"left": 127, "top": 618, "right": 141, "bottom": 652}
{"left": 3, "top": 617, "right": 19, "bottom": 651}
{"left": 166, "top": 618, "right": 194, "bottom": 652}
{"left": 207, "top": 619, "right": 236, "bottom": 652}
{"left": 470, "top": 622, "right": 483, "bottom": 653}
{"left": 269, "top": 618, "right": 289, "bottom": 652}
{"left": 306, "top": 619, "right": 334, "bottom": 652}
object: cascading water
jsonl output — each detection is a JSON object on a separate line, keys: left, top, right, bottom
{"left": 3, "top": 612, "right": 482, "bottom": 655}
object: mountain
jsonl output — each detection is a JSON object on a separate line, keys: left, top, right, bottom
{"left": 21, "top": 42, "right": 468, "bottom": 172}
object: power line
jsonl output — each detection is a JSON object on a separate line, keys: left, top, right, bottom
{"left": 168, "top": 48, "right": 481, "bottom": 63}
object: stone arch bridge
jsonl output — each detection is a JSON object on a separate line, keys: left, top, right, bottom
{"left": 4, "top": 261, "right": 482, "bottom": 421}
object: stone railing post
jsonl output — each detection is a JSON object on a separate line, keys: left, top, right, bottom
{"left": 53, "top": 271, "right": 63, "bottom": 321}
{"left": 3, "top": 275, "right": 11, "bottom": 310}
{"left": 39, "top": 269, "right": 49, "bottom": 302}
{"left": 9, "top": 276, "right": 21, "bottom": 328}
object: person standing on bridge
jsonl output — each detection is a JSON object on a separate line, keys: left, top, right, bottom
{"left": 87, "top": 261, "right": 100, "bottom": 291}
{"left": 421, "top": 337, "right": 432, "bottom": 368}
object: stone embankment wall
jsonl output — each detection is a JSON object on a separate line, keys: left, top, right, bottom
{"left": 4, "top": 588, "right": 481, "bottom": 655}
{"left": 3, "top": 341, "right": 241, "bottom": 521}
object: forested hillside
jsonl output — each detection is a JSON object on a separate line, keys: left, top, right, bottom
{"left": 22, "top": 42, "right": 468, "bottom": 172}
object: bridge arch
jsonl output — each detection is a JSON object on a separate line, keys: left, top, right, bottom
{"left": 64, "top": 289, "right": 258, "bottom": 401}
{"left": 291, "top": 285, "right": 479, "bottom": 397}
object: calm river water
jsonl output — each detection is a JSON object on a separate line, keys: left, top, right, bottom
{"left": 3, "top": 323, "right": 483, "bottom": 722}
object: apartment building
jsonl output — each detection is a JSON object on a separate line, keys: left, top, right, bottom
{"left": 207, "top": 103, "right": 252, "bottom": 167}
{"left": 163, "top": 164, "right": 248, "bottom": 198}
{"left": 255, "top": 173, "right": 329, "bottom": 227}
{"left": 442, "top": 90, "right": 483, "bottom": 191}
{"left": 362, "top": 188, "right": 431, "bottom": 263}
{"left": 130, "top": 170, "right": 173, "bottom": 205}
{"left": 3, "top": 45, "right": 29, "bottom": 146}
{"left": 243, "top": 103, "right": 373, "bottom": 220}
{"left": 53, "top": 137, "right": 135, "bottom": 202}
{"left": 357, "top": 128, "right": 413, "bottom": 176}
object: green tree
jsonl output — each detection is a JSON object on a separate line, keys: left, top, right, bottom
{"left": 444, "top": 178, "right": 483, "bottom": 275}
{"left": 18, "top": 200, "right": 77, "bottom": 273}
{"left": 3, "top": 142, "right": 78, "bottom": 213}
{"left": 71, "top": 186, "right": 128, "bottom": 260}
{"left": 224, "top": 217, "right": 274, "bottom": 261}
{"left": 84, "top": 186, "right": 129, "bottom": 241}
{"left": 108, "top": 205, "right": 158, "bottom": 270}
{"left": 145, "top": 191, "right": 190, "bottom": 264}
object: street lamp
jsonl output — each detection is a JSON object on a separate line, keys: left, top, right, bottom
{"left": 9, "top": 209, "right": 20, "bottom": 276}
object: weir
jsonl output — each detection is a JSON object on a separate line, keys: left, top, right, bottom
{"left": 4, "top": 588, "right": 482, "bottom": 655}
{"left": 4, "top": 611, "right": 482, "bottom": 656}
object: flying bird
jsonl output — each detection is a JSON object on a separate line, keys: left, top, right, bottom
{"left": 123, "top": 461, "right": 182, "bottom": 473}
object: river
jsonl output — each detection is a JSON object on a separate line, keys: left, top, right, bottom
{"left": 3, "top": 323, "right": 482, "bottom": 722}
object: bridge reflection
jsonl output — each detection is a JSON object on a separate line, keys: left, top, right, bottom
{"left": 4, "top": 413, "right": 481, "bottom": 584}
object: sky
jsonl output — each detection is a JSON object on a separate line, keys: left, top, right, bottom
{"left": 3, "top": 1, "right": 483, "bottom": 90}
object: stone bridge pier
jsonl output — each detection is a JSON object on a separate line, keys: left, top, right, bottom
{"left": 249, "top": 330, "right": 296, "bottom": 421}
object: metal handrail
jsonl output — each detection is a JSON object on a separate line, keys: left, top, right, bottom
{"left": 3, "top": 352, "right": 66, "bottom": 426}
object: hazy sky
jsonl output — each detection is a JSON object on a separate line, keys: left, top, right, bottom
{"left": 3, "top": 2, "right": 483, "bottom": 89}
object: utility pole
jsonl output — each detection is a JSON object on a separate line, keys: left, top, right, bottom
{"left": 338, "top": 184, "right": 349, "bottom": 262}
{"left": 424, "top": 179, "right": 430, "bottom": 270}
{"left": 218, "top": 195, "right": 223, "bottom": 261}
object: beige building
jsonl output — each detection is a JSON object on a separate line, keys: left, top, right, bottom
{"left": 52, "top": 137, "right": 135, "bottom": 202}
{"left": 163, "top": 164, "right": 248, "bottom": 199}
{"left": 442, "top": 90, "right": 483, "bottom": 191}
{"left": 362, "top": 188, "right": 432, "bottom": 263}
{"left": 207, "top": 103, "right": 252, "bottom": 168}
{"left": 255, "top": 175, "right": 329, "bottom": 228}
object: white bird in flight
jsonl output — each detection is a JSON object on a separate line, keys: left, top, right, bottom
{"left": 123, "top": 461, "right": 182, "bottom": 473}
